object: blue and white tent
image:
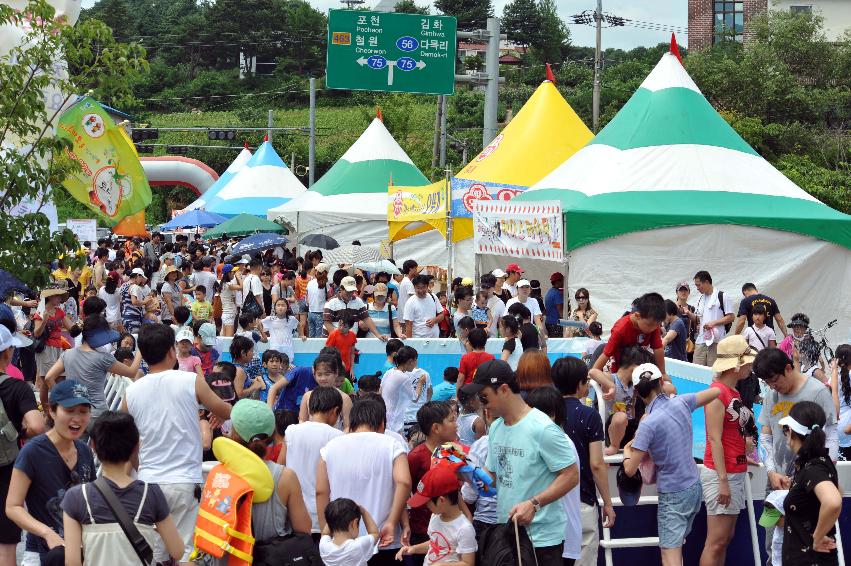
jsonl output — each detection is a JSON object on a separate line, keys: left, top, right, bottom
{"left": 205, "top": 141, "right": 305, "bottom": 217}
{"left": 182, "top": 147, "right": 252, "bottom": 212}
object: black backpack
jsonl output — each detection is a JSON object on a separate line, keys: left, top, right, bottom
{"left": 718, "top": 291, "right": 732, "bottom": 333}
{"left": 253, "top": 533, "right": 323, "bottom": 566}
{"left": 479, "top": 520, "right": 536, "bottom": 566}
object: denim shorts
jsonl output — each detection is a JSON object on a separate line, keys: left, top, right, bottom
{"left": 657, "top": 481, "right": 703, "bottom": 549}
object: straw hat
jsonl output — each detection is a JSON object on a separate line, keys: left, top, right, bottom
{"left": 40, "top": 282, "right": 68, "bottom": 299}
{"left": 712, "top": 335, "right": 758, "bottom": 373}
{"left": 163, "top": 265, "right": 180, "bottom": 280}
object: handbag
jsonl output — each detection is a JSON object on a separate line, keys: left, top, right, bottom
{"left": 30, "top": 319, "right": 53, "bottom": 354}
{"left": 242, "top": 289, "right": 263, "bottom": 319}
{"left": 92, "top": 477, "right": 154, "bottom": 565}
{"left": 252, "top": 533, "right": 323, "bottom": 566}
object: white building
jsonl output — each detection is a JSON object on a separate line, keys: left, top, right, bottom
{"left": 772, "top": 0, "right": 851, "bottom": 41}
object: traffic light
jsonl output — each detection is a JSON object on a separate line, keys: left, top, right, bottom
{"left": 131, "top": 128, "right": 159, "bottom": 142}
{"left": 208, "top": 129, "right": 236, "bottom": 141}
{"left": 166, "top": 145, "right": 189, "bottom": 155}
{"left": 135, "top": 144, "right": 155, "bottom": 154}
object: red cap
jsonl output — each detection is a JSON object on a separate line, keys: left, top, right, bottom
{"left": 407, "top": 466, "right": 460, "bottom": 508}
{"left": 550, "top": 272, "right": 563, "bottom": 283}
{"left": 506, "top": 263, "right": 523, "bottom": 274}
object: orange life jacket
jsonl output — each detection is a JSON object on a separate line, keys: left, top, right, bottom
{"left": 193, "top": 463, "right": 255, "bottom": 565}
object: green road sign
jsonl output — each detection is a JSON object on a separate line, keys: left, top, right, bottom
{"left": 326, "top": 10, "right": 457, "bottom": 95}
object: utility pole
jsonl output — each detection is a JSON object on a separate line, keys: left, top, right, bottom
{"left": 592, "top": 0, "right": 602, "bottom": 132}
{"left": 267, "top": 110, "right": 273, "bottom": 142}
{"left": 432, "top": 96, "right": 442, "bottom": 168}
{"left": 439, "top": 95, "right": 447, "bottom": 167}
{"left": 482, "top": 17, "right": 501, "bottom": 147}
{"left": 308, "top": 77, "right": 316, "bottom": 187}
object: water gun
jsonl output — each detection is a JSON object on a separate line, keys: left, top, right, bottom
{"left": 431, "top": 442, "right": 496, "bottom": 497}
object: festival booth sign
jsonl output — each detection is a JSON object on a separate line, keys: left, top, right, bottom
{"left": 472, "top": 200, "right": 563, "bottom": 263}
{"left": 387, "top": 182, "right": 449, "bottom": 241}
{"left": 56, "top": 97, "right": 152, "bottom": 227}
{"left": 388, "top": 80, "right": 593, "bottom": 247}
{"left": 509, "top": 43, "right": 851, "bottom": 344}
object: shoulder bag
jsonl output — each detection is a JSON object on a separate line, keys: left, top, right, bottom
{"left": 92, "top": 477, "right": 154, "bottom": 565}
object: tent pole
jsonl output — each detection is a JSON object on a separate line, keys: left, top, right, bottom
{"left": 445, "top": 167, "right": 453, "bottom": 288}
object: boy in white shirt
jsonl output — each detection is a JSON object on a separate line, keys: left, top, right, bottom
{"left": 396, "top": 466, "right": 477, "bottom": 565}
{"left": 743, "top": 304, "right": 777, "bottom": 351}
{"left": 319, "top": 498, "right": 379, "bottom": 566}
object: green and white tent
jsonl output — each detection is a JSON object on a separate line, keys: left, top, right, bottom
{"left": 268, "top": 118, "right": 454, "bottom": 266}
{"left": 511, "top": 51, "right": 851, "bottom": 339}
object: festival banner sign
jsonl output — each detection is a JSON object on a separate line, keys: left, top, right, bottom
{"left": 56, "top": 97, "right": 151, "bottom": 227}
{"left": 450, "top": 178, "right": 527, "bottom": 218}
{"left": 472, "top": 200, "right": 563, "bottom": 262}
{"left": 388, "top": 183, "right": 447, "bottom": 221}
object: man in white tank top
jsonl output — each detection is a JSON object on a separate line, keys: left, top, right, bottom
{"left": 122, "top": 324, "right": 232, "bottom": 565}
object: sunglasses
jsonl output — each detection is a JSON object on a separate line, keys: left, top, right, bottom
{"left": 477, "top": 394, "right": 489, "bottom": 405}
{"left": 576, "top": 296, "right": 588, "bottom": 300}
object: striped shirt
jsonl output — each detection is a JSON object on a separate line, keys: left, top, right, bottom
{"left": 323, "top": 294, "right": 368, "bottom": 329}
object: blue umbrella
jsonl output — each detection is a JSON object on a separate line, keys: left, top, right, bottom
{"left": 0, "top": 269, "right": 34, "bottom": 299}
{"left": 160, "top": 209, "right": 227, "bottom": 230}
{"left": 232, "top": 233, "right": 290, "bottom": 256}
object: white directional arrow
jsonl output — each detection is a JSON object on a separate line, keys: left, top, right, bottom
{"left": 356, "top": 57, "right": 368, "bottom": 66}
{"left": 355, "top": 57, "right": 428, "bottom": 86}
{"left": 416, "top": 60, "right": 426, "bottom": 69}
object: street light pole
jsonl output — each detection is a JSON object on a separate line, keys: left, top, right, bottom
{"left": 592, "top": 0, "right": 602, "bottom": 132}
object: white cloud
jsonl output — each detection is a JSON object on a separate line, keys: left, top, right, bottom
{"left": 81, "top": 0, "right": 687, "bottom": 48}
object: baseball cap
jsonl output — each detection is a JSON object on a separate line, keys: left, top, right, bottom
{"left": 231, "top": 399, "right": 275, "bottom": 442}
{"left": 550, "top": 272, "right": 564, "bottom": 283}
{"left": 506, "top": 263, "right": 524, "bottom": 274}
{"left": 221, "top": 263, "right": 234, "bottom": 275}
{"left": 0, "top": 325, "right": 24, "bottom": 352}
{"left": 199, "top": 323, "right": 217, "bottom": 346}
{"left": 131, "top": 268, "right": 147, "bottom": 279}
{"left": 83, "top": 327, "right": 120, "bottom": 349}
{"left": 175, "top": 327, "right": 195, "bottom": 343}
{"left": 631, "top": 363, "right": 662, "bottom": 386}
{"left": 315, "top": 263, "right": 329, "bottom": 274}
{"left": 460, "top": 359, "right": 516, "bottom": 395}
{"left": 407, "top": 466, "right": 461, "bottom": 508}
{"left": 675, "top": 281, "right": 690, "bottom": 292}
{"left": 373, "top": 283, "right": 389, "bottom": 297}
{"left": 49, "top": 379, "right": 93, "bottom": 408}
{"left": 758, "top": 490, "right": 787, "bottom": 528}
{"left": 491, "top": 268, "right": 507, "bottom": 279}
{"left": 616, "top": 464, "right": 643, "bottom": 506}
{"left": 235, "top": 256, "right": 250, "bottom": 265}
{"left": 517, "top": 279, "right": 531, "bottom": 288}
{"left": 340, "top": 276, "right": 357, "bottom": 292}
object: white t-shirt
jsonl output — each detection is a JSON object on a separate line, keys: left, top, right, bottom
{"left": 381, "top": 368, "right": 416, "bottom": 435}
{"left": 397, "top": 277, "right": 414, "bottom": 317}
{"left": 319, "top": 534, "right": 376, "bottom": 566}
{"left": 503, "top": 282, "right": 517, "bottom": 298}
{"left": 263, "top": 315, "right": 299, "bottom": 359}
{"left": 320, "top": 432, "right": 407, "bottom": 548}
{"left": 242, "top": 273, "right": 263, "bottom": 301}
{"left": 285, "top": 421, "right": 344, "bottom": 532}
{"left": 125, "top": 369, "right": 202, "bottom": 484}
{"left": 423, "top": 513, "right": 477, "bottom": 566}
{"left": 561, "top": 434, "right": 582, "bottom": 560}
{"left": 306, "top": 279, "right": 329, "bottom": 313}
{"left": 403, "top": 368, "right": 431, "bottom": 425}
{"left": 695, "top": 290, "right": 734, "bottom": 345}
{"left": 743, "top": 325, "right": 776, "bottom": 351}
{"left": 486, "top": 295, "right": 506, "bottom": 337}
{"left": 505, "top": 296, "right": 542, "bottom": 320}
{"left": 403, "top": 294, "right": 441, "bottom": 338}
{"left": 191, "top": 270, "right": 217, "bottom": 298}
{"left": 98, "top": 287, "right": 121, "bottom": 324}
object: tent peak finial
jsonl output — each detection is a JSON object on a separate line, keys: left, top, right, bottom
{"left": 670, "top": 33, "right": 683, "bottom": 64}
{"left": 376, "top": 106, "right": 383, "bottom": 122}
{"left": 263, "top": 134, "right": 269, "bottom": 142}
{"left": 545, "top": 63, "right": 556, "bottom": 85}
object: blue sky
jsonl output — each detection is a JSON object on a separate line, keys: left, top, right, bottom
{"left": 81, "top": 0, "right": 687, "bottom": 49}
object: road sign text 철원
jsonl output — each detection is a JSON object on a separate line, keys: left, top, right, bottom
{"left": 326, "top": 10, "right": 457, "bottom": 95}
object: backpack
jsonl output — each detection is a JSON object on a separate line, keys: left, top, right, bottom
{"left": 252, "top": 533, "right": 323, "bottom": 566}
{"left": 718, "top": 291, "right": 732, "bottom": 333}
{"left": 0, "top": 374, "right": 21, "bottom": 466}
{"left": 478, "top": 520, "right": 536, "bottom": 566}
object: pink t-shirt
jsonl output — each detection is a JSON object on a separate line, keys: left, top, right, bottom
{"left": 177, "top": 355, "right": 202, "bottom": 374}
{"left": 6, "top": 364, "right": 24, "bottom": 380}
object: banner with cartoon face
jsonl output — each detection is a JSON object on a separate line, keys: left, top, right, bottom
{"left": 450, "top": 178, "right": 527, "bottom": 218}
{"left": 56, "top": 97, "right": 151, "bottom": 226}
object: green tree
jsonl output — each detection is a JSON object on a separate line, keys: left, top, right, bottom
{"left": 529, "top": 0, "right": 569, "bottom": 64}
{"left": 501, "top": 0, "right": 541, "bottom": 47}
{"left": 0, "top": 0, "right": 148, "bottom": 287}
{"left": 434, "top": 0, "right": 493, "bottom": 30}
{"left": 394, "top": 0, "right": 429, "bottom": 14}
{"left": 81, "top": 0, "right": 134, "bottom": 41}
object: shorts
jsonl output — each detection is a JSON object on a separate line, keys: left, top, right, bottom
{"left": 700, "top": 467, "right": 746, "bottom": 515}
{"left": 35, "top": 345, "right": 61, "bottom": 376}
{"left": 657, "top": 481, "right": 702, "bottom": 549}
{"left": 604, "top": 413, "right": 639, "bottom": 446}
{"left": 0, "top": 464, "right": 21, "bottom": 544}
{"left": 221, "top": 308, "right": 236, "bottom": 326}
{"left": 155, "top": 483, "right": 200, "bottom": 563}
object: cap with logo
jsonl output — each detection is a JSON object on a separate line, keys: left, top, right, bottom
{"left": 340, "top": 276, "right": 357, "bottom": 292}
{"left": 175, "top": 327, "right": 195, "bottom": 343}
{"left": 199, "top": 323, "right": 217, "bottom": 346}
{"left": 506, "top": 263, "right": 524, "bottom": 274}
{"left": 460, "top": 359, "right": 516, "bottom": 395}
{"left": 407, "top": 466, "right": 461, "bottom": 508}
{"left": 675, "top": 281, "right": 690, "bottom": 292}
{"left": 373, "top": 283, "right": 389, "bottom": 297}
{"left": 49, "top": 379, "right": 93, "bottom": 408}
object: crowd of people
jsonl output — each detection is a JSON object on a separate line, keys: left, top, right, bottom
{"left": 0, "top": 231, "right": 847, "bottom": 566}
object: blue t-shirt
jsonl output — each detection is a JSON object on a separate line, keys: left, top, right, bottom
{"left": 563, "top": 397, "right": 605, "bottom": 507}
{"left": 274, "top": 366, "right": 317, "bottom": 412}
{"left": 14, "top": 434, "right": 96, "bottom": 554}
{"left": 431, "top": 381, "right": 456, "bottom": 402}
{"left": 544, "top": 287, "right": 564, "bottom": 325}
{"left": 486, "top": 407, "right": 576, "bottom": 547}
{"left": 631, "top": 393, "right": 699, "bottom": 493}
{"left": 664, "top": 317, "right": 688, "bottom": 362}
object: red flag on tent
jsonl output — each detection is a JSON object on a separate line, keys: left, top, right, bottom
{"left": 545, "top": 63, "right": 556, "bottom": 85}
{"left": 376, "top": 106, "right": 384, "bottom": 121}
{"left": 264, "top": 134, "right": 269, "bottom": 142}
{"left": 670, "top": 33, "right": 683, "bottom": 64}
{"left": 244, "top": 141, "right": 249, "bottom": 149}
